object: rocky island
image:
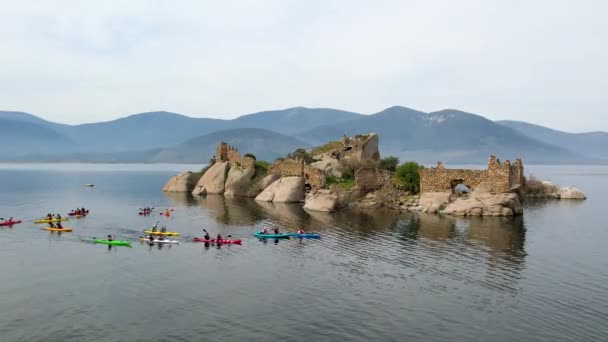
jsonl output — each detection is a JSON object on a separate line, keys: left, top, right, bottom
{"left": 163, "top": 133, "right": 586, "bottom": 217}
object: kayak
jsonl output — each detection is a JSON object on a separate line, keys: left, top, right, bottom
{"left": 139, "top": 238, "right": 179, "bottom": 244}
{"left": 0, "top": 220, "right": 22, "bottom": 226}
{"left": 287, "top": 232, "right": 321, "bottom": 239}
{"left": 138, "top": 212, "right": 151, "bottom": 215}
{"left": 69, "top": 210, "right": 89, "bottom": 216}
{"left": 34, "top": 218, "right": 69, "bottom": 224}
{"left": 160, "top": 213, "right": 170, "bottom": 216}
{"left": 93, "top": 239, "right": 131, "bottom": 246}
{"left": 43, "top": 227, "right": 72, "bottom": 232}
{"left": 85, "top": 184, "right": 94, "bottom": 187}
{"left": 192, "top": 238, "right": 242, "bottom": 244}
{"left": 143, "top": 230, "right": 180, "bottom": 236}
{"left": 253, "top": 232, "right": 291, "bottom": 239}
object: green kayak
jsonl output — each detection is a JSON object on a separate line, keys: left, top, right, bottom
{"left": 253, "top": 232, "right": 291, "bottom": 239}
{"left": 93, "top": 239, "right": 131, "bottom": 246}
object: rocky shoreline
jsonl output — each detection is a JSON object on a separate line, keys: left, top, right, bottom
{"left": 163, "top": 134, "right": 586, "bottom": 217}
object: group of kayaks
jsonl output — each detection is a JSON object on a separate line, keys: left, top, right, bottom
{"left": 2, "top": 207, "right": 322, "bottom": 247}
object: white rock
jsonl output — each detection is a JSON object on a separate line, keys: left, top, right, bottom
{"left": 558, "top": 186, "right": 586, "bottom": 199}
{"left": 192, "top": 162, "right": 229, "bottom": 195}
{"left": 162, "top": 171, "right": 199, "bottom": 192}
{"left": 255, "top": 177, "right": 305, "bottom": 203}
{"left": 304, "top": 190, "right": 338, "bottom": 212}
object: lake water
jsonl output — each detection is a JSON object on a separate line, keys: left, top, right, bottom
{"left": 0, "top": 163, "right": 606, "bottom": 342}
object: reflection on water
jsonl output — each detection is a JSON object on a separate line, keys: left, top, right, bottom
{"left": 168, "top": 192, "right": 527, "bottom": 268}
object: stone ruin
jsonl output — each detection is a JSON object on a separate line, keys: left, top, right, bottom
{"left": 215, "top": 142, "right": 255, "bottom": 169}
{"left": 418, "top": 155, "right": 525, "bottom": 194}
{"left": 334, "top": 133, "right": 380, "bottom": 162}
{"left": 268, "top": 158, "right": 326, "bottom": 190}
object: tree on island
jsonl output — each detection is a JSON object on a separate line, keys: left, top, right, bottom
{"left": 393, "top": 161, "right": 423, "bottom": 193}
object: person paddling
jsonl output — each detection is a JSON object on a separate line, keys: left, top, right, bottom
{"left": 107, "top": 235, "right": 113, "bottom": 242}
{"left": 297, "top": 228, "right": 305, "bottom": 234}
{"left": 148, "top": 234, "right": 154, "bottom": 242}
{"left": 216, "top": 233, "right": 223, "bottom": 242}
{"left": 57, "top": 222, "right": 63, "bottom": 229}
{"left": 203, "top": 229, "right": 211, "bottom": 241}
{"left": 160, "top": 226, "right": 167, "bottom": 233}
{"left": 262, "top": 227, "right": 269, "bottom": 234}
{"left": 273, "top": 227, "right": 280, "bottom": 234}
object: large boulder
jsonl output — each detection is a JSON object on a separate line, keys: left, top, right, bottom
{"left": 441, "top": 192, "right": 522, "bottom": 216}
{"left": 558, "top": 186, "right": 586, "bottom": 199}
{"left": 311, "top": 154, "right": 343, "bottom": 177}
{"left": 255, "top": 176, "right": 305, "bottom": 203}
{"left": 360, "top": 133, "right": 380, "bottom": 161}
{"left": 162, "top": 171, "right": 199, "bottom": 192}
{"left": 417, "top": 192, "right": 451, "bottom": 213}
{"left": 224, "top": 166, "right": 256, "bottom": 197}
{"left": 304, "top": 190, "right": 338, "bottom": 212}
{"left": 258, "top": 173, "right": 281, "bottom": 190}
{"left": 192, "top": 162, "right": 229, "bottom": 195}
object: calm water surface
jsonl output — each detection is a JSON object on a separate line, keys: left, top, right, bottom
{"left": 0, "top": 163, "right": 606, "bottom": 342}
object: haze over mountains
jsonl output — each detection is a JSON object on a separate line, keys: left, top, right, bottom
{"left": 1, "top": 107, "right": 605, "bottom": 164}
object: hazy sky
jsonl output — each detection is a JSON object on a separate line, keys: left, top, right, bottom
{"left": 1, "top": 1, "right": 606, "bottom": 131}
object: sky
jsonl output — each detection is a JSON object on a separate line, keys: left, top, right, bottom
{"left": 1, "top": 0, "right": 606, "bottom": 132}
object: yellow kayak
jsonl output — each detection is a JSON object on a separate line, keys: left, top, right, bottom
{"left": 34, "top": 218, "right": 69, "bottom": 224}
{"left": 43, "top": 227, "right": 72, "bottom": 232}
{"left": 143, "top": 230, "right": 180, "bottom": 236}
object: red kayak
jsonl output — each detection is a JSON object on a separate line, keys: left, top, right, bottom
{"left": 69, "top": 210, "right": 89, "bottom": 216}
{"left": 0, "top": 220, "right": 22, "bottom": 226}
{"left": 139, "top": 212, "right": 151, "bottom": 215}
{"left": 193, "top": 237, "right": 242, "bottom": 244}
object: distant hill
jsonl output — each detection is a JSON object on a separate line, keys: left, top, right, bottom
{"left": 1, "top": 106, "right": 604, "bottom": 164}
{"left": 152, "top": 128, "right": 308, "bottom": 163}
{"left": 298, "top": 107, "right": 588, "bottom": 164}
{"left": 0, "top": 118, "right": 73, "bottom": 157}
{"left": 231, "top": 107, "right": 363, "bottom": 134}
{"left": 498, "top": 120, "right": 608, "bottom": 160}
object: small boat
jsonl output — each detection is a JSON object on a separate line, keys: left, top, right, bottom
{"left": 192, "top": 238, "right": 242, "bottom": 244}
{"left": 93, "top": 239, "right": 131, "bottom": 246}
{"left": 0, "top": 220, "right": 22, "bottom": 227}
{"left": 69, "top": 210, "right": 89, "bottom": 216}
{"left": 287, "top": 232, "right": 321, "bottom": 239}
{"left": 34, "top": 218, "right": 69, "bottom": 224}
{"left": 143, "top": 230, "right": 180, "bottom": 236}
{"left": 85, "top": 184, "right": 94, "bottom": 187}
{"left": 139, "top": 238, "right": 179, "bottom": 244}
{"left": 253, "top": 232, "right": 291, "bottom": 239}
{"left": 43, "top": 227, "right": 73, "bottom": 232}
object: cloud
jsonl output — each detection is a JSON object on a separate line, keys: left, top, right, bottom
{"left": 0, "top": 0, "right": 606, "bottom": 132}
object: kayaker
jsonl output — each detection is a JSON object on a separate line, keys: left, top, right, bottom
{"left": 158, "top": 236, "right": 165, "bottom": 241}
{"left": 161, "top": 226, "right": 167, "bottom": 233}
{"left": 47, "top": 213, "right": 53, "bottom": 220}
{"left": 81, "top": 207, "right": 86, "bottom": 214}
{"left": 151, "top": 224, "right": 158, "bottom": 232}
{"left": 203, "top": 231, "right": 210, "bottom": 240}
{"left": 273, "top": 227, "right": 280, "bottom": 234}
{"left": 297, "top": 228, "right": 305, "bottom": 234}
{"left": 216, "top": 233, "right": 223, "bottom": 241}
{"left": 49, "top": 222, "right": 56, "bottom": 228}
{"left": 57, "top": 222, "right": 63, "bottom": 229}
{"left": 262, "top": 227, "right": 269, "bottom": 234}
{"left": 148, "top": 234, "right": 154, "bottom": 242}
{"left": 56, "top": 214, "right": 62, "bottom": 220}
{"left": 107, "top": 235, "right": 113, "bottom": 242}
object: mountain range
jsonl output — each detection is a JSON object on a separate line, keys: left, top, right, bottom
{"left": 1, "top": 107, "right": 606, "bottom": 164}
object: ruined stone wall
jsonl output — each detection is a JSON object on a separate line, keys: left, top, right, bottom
{"left": 268, "top": 158, "right": 325, "bottom": 190}
{"left": 355, "top": 167, "right": 392, "bottom": 192}
{"left": 341, "top": 133, "right": 380, "bottom": 162}
{"left": 304, "top": 166, "right": 326, "bottom": 189}
{"left": 215, "top": 142, "right": 255, "bottom": 169}
{"left": 269, "top": 158, "right": 304, "bottom": 177}
{"left": 419, "top": 156, "right": 524, "bottom": 194}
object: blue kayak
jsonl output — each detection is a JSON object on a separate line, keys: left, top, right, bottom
{"left": 287, "top": 233, "right": 321, "bottom": 239}
{"left": 253, "top": 232, "right": 291, "bottom": 239}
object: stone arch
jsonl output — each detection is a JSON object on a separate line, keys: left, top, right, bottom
{"left": 450, "top": 179, "right": 471, "bottom": 193}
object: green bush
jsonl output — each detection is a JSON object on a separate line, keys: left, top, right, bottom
{"left": 326, "top": 175, "right": 355, "bottom": 190}
{"left": 244, "top": 153, "right": 256, "bottom": 161}
{"left": 379, "top": 156, "right": 399, "bottom": 172}
{"left": 255, "top": 160, "right": 269, "bottom": 171}
{"left": 393, "top": 161, "right": 422, "bottom": 193}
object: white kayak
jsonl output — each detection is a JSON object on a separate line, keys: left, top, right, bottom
{"left": 140, "top": 238, "right": 179, "bottom": 244}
